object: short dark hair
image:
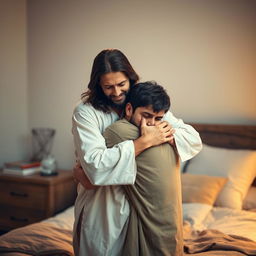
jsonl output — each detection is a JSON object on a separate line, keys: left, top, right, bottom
{"left": 82, "top": 49, "right": 139, "bottom": 112}
{"left": 126, "top": 81, "right": 171, "bottom": 113}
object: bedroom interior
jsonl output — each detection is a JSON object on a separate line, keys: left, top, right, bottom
{"left": 0, "top": 0, "right": 255, "bottom": 255}
{"left": 0, "top": 123, "right": 256, "bottom": 255}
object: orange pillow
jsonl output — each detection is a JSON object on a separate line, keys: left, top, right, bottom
{"left": 181, "top": 173, "right": 227, "bottom": 205}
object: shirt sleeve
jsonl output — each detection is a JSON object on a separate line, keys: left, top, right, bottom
{"left": 72, "top": 106, "right": 137, "bottom": 185}
{"left": 163, "top": 111, "right": 202, "bottom": 162}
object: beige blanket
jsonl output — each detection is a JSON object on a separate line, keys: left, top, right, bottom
{"left": 0, "top": 219, "right": 256, "bottom": 255}
{"left": 104, "top": 119, "right": 183, "bottom": 256}
{"left": 0, "top": 222, "right": 73, "bottom": 256}
{"left": 183, "top": 222, "right": 256, "bottom": 256}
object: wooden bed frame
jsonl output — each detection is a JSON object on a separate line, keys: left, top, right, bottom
{"left": 190, "top": 123, "right": 256, "bottom": 186}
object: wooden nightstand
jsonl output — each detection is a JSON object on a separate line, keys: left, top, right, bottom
{"left": 0, "top": 170, "right": 77, "bottom": 232}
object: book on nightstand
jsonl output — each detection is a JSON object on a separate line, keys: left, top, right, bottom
{"left": 3, "top": 161, "right": 42, "bottom": 176}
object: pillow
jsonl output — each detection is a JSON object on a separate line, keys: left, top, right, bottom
{"left": 182, "top": 203, "right": 212, "bottom": 228}
{"left": 243, "top": 186, "right": 256, "bottom": 210}
{"left": 186, "top": 144, "right": 256, "bottom": 209}
{"left": 181, "top": 173, "right": 227, "bottom": 205}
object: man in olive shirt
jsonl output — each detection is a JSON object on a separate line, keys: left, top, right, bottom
{"left": 104, "top": 81, "right": 183, "bottom": 256}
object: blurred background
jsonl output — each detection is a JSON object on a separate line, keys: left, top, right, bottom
{"left": 0, "top": 0, "right": 255, "bottom": 169}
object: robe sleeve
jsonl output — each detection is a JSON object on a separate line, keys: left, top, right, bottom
{"left": 163, "top": 111, "right": 202, "bottom": 162}
{"left": 72, "top": 105, "right": 137, "bottom": 185}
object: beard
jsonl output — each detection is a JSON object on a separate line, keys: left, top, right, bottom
{"left": 106, "top": 91, "right": 128, "bottom": 110}
{"left": 109, "top": 100, "right": 126, "bottom": 110}
{"left": 129, "top": 115, "right": 139, "bottom": 128}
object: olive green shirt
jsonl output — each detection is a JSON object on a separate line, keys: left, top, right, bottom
{"left": 104, "top": 119, "right": 183, "bottom": 256}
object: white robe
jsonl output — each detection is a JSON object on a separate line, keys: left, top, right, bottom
{"left": 72, "top": 102, "right": 202, "bottom": 256}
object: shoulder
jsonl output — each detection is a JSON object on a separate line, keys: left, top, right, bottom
{"left": 107, "top": 119, "right": 136, "bottom": 132}
{"left": 104, "top": 119, "right": 139, "bottom": 141}
{"left": 73, "top": 101, "right": 96, "bottom": 114}
{"left": 163, "top": 110, "right": 174, "bottom": 120}
{"left": 73, "top": 102, "right": 105, "bottom": 119}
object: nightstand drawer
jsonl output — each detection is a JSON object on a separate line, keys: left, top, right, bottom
{"left": 0, "top": 170, "right": 76, "bottom": 232}
{"left": 0, "top": 181, "right": 47, "bottom": 210}
{"left": 0, "top": 205, "right": 45, "bottom": 230}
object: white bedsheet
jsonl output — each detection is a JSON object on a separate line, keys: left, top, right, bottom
{"left": 182, "top": 203, "right": 212, "bottom": 230}
{"left": 183, "top": 203, "right": 256, "bottom": 242}
{"left": 201, "top": 206, "right": 256, "bottom": 242}
{"left": 43, "top": 204, "right": 256, "bottom": 242}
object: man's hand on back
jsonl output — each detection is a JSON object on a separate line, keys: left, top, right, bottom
{"left": 73, "top": 163, "right": 97, "bottom": 190}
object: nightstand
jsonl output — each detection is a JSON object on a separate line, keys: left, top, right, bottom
{"left": 0, "top": 170, "right": 77, "bottom": 232}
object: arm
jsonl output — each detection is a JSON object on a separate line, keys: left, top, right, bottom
{"left": 133, "top": 117, "right": 173, "bottom": 156}
{"left": 73, "top": 105, "right": 173, "bottom": 187}
{"left": 163, "top": 111, "right": 202, "bottom": 162}
{"left": 72, "top": 103, "right": 174, "bottom": 185}
{"left": 72, "top": 105, "right": 137, "bottom": 186}
{"left": 73, "top": 163, "right": 97, "bottom": 189}
{"left": 72, "top": 116, "right": 173, "bottom": 189}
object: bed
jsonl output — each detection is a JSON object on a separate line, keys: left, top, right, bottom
{"left": 0, "top": 123, "right": 256, "bottom": 256}
{"left": 181, "top": 123, "right": 256, "bottom": 255}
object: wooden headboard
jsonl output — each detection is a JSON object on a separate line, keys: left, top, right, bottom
{"left": 189, "top": 123, "right": 256, "bottom": 186}
{"left": 190, "top": 123, "right": 256, "bottom": 150}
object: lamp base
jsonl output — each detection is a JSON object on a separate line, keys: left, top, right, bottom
{"left": 40, "top": 170, "right": 58, "bottom": 176}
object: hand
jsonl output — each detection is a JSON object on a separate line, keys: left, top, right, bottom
{"left": 158, "top": 120, "right": 175, "bottom": 146}
{"left": 167, "top": 127, "right": 175, "bottom": 146}
{"left": 168, "top": 135, "right": 175, "bottom": 146}
{"left": 140, "top": 118, "right": 174, "bottom": 147}
{"left": 73, "top": 163, "right": 97, "bottom": 190}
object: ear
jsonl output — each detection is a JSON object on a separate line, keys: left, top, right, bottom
{"left": 125, "top": 103, "right": 133, "bottom": 120}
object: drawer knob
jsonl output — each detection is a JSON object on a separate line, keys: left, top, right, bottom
{"left": 10, "top": 191, "right": 28, "bottom": 197}
{"left": 10, "top": 216, "right": 29, "bottom": 222}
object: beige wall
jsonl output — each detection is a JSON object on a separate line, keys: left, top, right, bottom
{"left": 0, "top": 0, "right": 28, "bottom": 167}
{"left": 1, "top": 0, "right": 255, "bottom": 169}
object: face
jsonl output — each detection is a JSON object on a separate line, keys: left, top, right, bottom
{"left": 125, "top": 103, "right": 165, "bottom": 127}
{"left": 100, "top": 72, "right": 130, "bottom": 106}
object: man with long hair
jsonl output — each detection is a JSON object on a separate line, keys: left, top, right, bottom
{"left": 72, "top": 49, "right": 202, "bottom": 255}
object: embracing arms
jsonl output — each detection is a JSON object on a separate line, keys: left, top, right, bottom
{"left": 72, "top": 104, "right": 202, "bottom": 187}
{"left": 72, "top": 104, "right": 173, "bottom": 186}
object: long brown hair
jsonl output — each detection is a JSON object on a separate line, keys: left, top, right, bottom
{"left": 82, "top": 49, "right": 139, "bottom": 112}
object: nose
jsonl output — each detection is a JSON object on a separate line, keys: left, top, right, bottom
{"left": 147, "top": 118, "right": 155, "bottom": 126}
{"left": 113, "top": 86, "right": 121, "bottom": 96}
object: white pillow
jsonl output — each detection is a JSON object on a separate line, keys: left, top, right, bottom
{"left": 182, "top": 203, "right": 212, "bottom": 229}
{"left": 186, "top": 144, "right": 256, "bottom": 210}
